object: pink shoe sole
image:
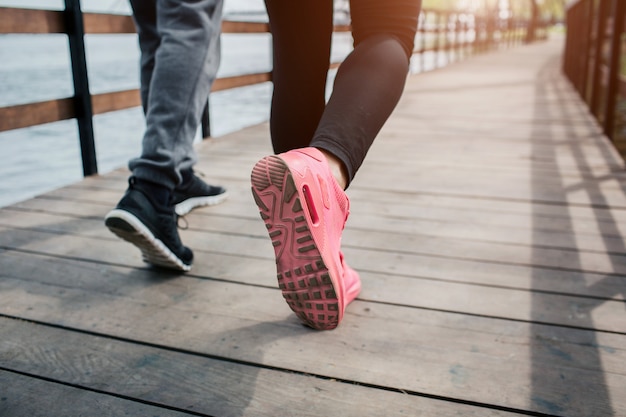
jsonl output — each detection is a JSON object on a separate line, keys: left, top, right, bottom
{"left": 251, "top": 149, "right": 360, "bottom": 330}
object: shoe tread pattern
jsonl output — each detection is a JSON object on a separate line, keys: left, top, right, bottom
{"left": 251, "top": 156, "right": 339, "bottom": 330}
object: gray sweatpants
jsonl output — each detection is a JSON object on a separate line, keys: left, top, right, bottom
{"left": 128, "top": 0, "right": 223, "bottom": 191}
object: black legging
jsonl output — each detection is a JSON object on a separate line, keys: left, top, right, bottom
{"left": 265, "top": 0, "right": 421, "bottom": 186}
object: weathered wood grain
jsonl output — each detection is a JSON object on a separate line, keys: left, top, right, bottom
{"left": 0, "top": 252, "right": 624, "bottom": 417}
{"left": 2, "top": 202, "right": 625, "bottom": 301}
{"left": 0, "top": 370, "right": 196, "bottom": 417}
{"left": 2, "top": 318, "right": 514, "bottom": 417}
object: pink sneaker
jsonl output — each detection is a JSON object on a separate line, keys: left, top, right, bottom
{"left": 251, "top": 147, "right": 361, "bottom": 330}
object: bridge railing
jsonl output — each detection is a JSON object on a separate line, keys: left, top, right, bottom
{"left": 563, "top": 0, "right": 626, "bottom": 152}
{"left": 0, "top": 1, "right": 540, "bottom": 177}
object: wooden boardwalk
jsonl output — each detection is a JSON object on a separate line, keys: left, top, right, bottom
{"left": 1, "top": 36, "right": 625, "bottom": 416}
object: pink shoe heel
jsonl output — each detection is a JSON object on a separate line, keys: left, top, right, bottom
{"left": 251, "top": 147, "right": 359, "bottom": 330}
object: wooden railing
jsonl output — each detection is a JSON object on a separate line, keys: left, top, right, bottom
{"left": 0, "top": 3, "right": 276, "bottom": 176}
{"left": 0, "top": 1, "right": 539, "bottom": 176}
{"left": 563, "top": 0, "right": 626, "bottom": 152}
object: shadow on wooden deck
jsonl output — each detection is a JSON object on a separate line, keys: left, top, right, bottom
{"left": 1, "top": 35, "right": 625, "bottom": 416}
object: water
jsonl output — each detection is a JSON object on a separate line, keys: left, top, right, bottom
{"left": 0, "top": 0, "right": 445, "bottom": 208}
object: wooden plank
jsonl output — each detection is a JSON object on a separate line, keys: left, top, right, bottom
{"left": 83, "top": 12, "right": 135, "bottom": 34}
{"left": 0, "top": 9, "right": 136, "bottom": 35}
{"left": 0, "top": 72, "right": 272, "bottom": 130}
{"left": 0, "top": 318, "right": 509, "bottom": 417}
{"left": 0, "top": 220, "right": 625, "bottom": 334}
{"left": 222, "top": 20, "right": 269, "bottom": 34}
{"left": 212, "top": 72, "right": 272, "bottom": 92}
{"left": 91, "top": 89, "right": 141, "bottom": 115}
{"left": 45, "top": 170, "right": 626, "bottom": 225}
{"left": 7, "top": 190, "right": 626, "bottom": 256}
{"left": 0, "top": 8, "right": 64, "bottom": 34}
{"left": 4, "top": 198, "right": 626, "bottom": 281}
{"left": 0, "top": 252, "right": 624, "bottom": 416}
{"left": 5, "top": 172, "right": 626, "bottom": 276}
{"left": 0, "top": 98, "right": 74, "bottom": 132}
{"left": 82, "top": 16, "right": 276, "bottom": 35}
{"left": 14, "top": 167, "right": 626, "bottom": 236}
{"left": 3, "top": 178, "right": 626, "bottom": 303}
{"left": 0, "top": 9, "right": 272, "bottom": 35}
{"left": 0, "top": 71, "right": 274, "bottom": 129}
{"left": 0, "top": 370, "right": 195, "bottom": 417}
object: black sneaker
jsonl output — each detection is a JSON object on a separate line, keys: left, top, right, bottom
{"left": 172, "top": 171, "right": 228, "bottom": 216}
{"left": 104, "top": 179, "right": 193, "bottom": 271}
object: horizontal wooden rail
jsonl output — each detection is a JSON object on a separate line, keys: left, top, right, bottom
{"left": 0, "top": 71, "right": 274, "bottom": 132}
{"left": 0, "top": 99, "right": 75, "bottom": 131}
{"left": 91, "top": 90, "right": 141, "bottom": 116}
{"left": 0, "top": 8, "right": 65, "bottom": 33}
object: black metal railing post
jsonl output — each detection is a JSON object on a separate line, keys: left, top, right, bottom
{"left": 64, "top": 0, "right": 98, "bottom": 176}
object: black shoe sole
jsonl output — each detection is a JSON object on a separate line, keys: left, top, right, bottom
{"left": 105, "top": 209, "right": 192, "bottom": 272}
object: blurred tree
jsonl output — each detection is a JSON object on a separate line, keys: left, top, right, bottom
{"left": 526, "top": 0, "right": 540, "bottom": 41}
{"left": 540, "top": 0, "right": 567, "bottom": 22}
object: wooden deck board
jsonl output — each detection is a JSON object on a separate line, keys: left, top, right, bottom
{"left": 2, "top": 202, "right": 625, "bottom": 303}
{"left": 1, "top": 224, "right": 625, "bottom": 340}
{"left": 0, "top": 370, "right": 197, "bottom": 417}
{"left": 4, "top": 318, "right": 513, "bottom": 417}
{"left": 1, "top": 251, "right": 624, "bottom": 416}
{"left": 1, "top": 36, "right": 625, "bottom": 416}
